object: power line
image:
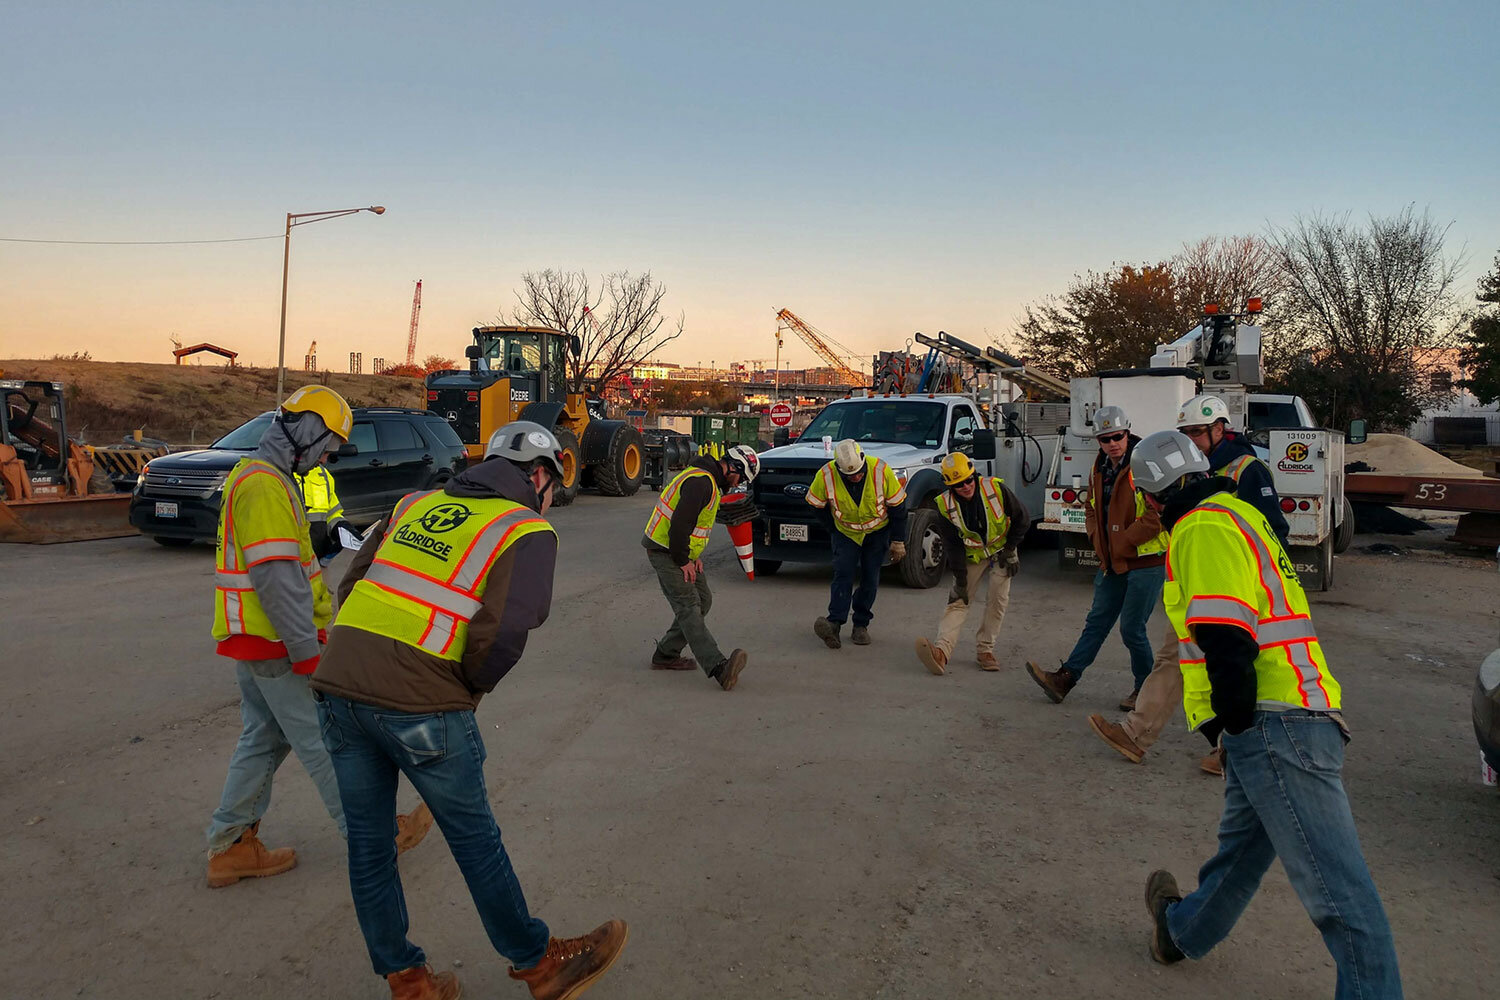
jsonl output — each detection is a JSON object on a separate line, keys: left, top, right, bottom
{"left": 0, "top": 234, "right": 282, "bottom": 246}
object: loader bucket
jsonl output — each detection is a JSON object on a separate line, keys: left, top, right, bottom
{"left": 0, "top": 494, "right": 137, "bottom": 544}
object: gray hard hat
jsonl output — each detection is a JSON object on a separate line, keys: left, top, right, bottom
{"left": 485, "top": 420, "right": 566, "bottom": 478}
{"left": 1129, "top": 430, "right": 1210, "bottom": 494}
{"left": 1093, "top": 405, "right": 1130, "bottom": 438}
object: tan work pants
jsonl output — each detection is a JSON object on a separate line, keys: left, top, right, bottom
{"left": 1122, "top": 612, "right": 1183, "bottom": 749}
{"left": 935, "top": 559, "right": 1012, "bottom": 657}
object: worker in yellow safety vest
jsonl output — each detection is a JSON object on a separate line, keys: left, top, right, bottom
{"left": 1128, "top": 430, "right": 1401, "bottom": 996}
{"left": 204, "top": 385, "right": 430, "bottom": 889}
{"left": 806, "top": 439, "right": 907, "bottom": 649}
{"left": 914, "top": 452, "right": 1029, "bottom": 675}
{"left": 641, "top": 445, "right": 759, "bottom": 690}
{"left": 310, "top": 420, "right": 628, "bottom": 1000}
{"left": 295, "top": 462, "right": 353, "bottom": 563}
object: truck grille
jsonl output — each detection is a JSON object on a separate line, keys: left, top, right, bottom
{"left": 753, "top": 460, "right": 826, "bottom": 523}
{"left": 141, "top": 469, "right": 228, "bottom": 498}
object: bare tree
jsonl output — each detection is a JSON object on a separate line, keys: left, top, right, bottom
{"left": 1173, "top": 235, "right": 1280, "bottom": 318}
{"left": 510, "top": 269, "right": 684, "bottom": 394}
{"left": 1267, "top": 208, "right": 1466, "bottom": 429}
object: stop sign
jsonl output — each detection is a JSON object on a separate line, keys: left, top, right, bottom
{"left": 770, "top": 402, "right": 793, "bottom": 427}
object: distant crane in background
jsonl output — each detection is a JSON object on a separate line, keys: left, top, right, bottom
{"left": 774, "top": 308, "right": 865, "bottom": 385}
{"left": 304, "top": 340, "right": 317, "bottom": 371}
{"left": 405, "top": 279, "right": 423, "bottom": 367}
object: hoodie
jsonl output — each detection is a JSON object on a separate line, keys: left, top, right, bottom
{"left": 221, "top": 413, "right": 338, "bottom": 665}
{"left": 1208, "top": 431, "right": 1290, "bottom": 546}
{"left": 311, "top": 457, "right": 558, "bottom": 712}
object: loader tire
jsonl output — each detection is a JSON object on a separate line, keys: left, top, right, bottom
{"left": 552, "top": 427, "right": 582, "bottom": 507}
{"left": 594, "top": 424, "right": 645, "bottom": 497}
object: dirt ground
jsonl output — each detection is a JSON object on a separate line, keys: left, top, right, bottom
{"left": 1, "top": 495, "right": 1496, "bottom": 999}
{"left": 0, "top": 359, "right": 424, "bottom": 445}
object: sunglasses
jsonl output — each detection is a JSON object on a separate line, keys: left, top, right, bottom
{"left": 1097, "top": 432, "right": 1128, "bottom": 444}
{"left": 1180, "top": 425, "right": 1213, "bottom": 438}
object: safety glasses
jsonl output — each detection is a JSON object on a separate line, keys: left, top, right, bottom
{"left": 1096, "top": 432, "right": 1128, "bottom": 444}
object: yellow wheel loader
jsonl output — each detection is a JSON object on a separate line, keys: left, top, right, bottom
{"left": 425, "top": 326, "right": 645, "bottom": 505}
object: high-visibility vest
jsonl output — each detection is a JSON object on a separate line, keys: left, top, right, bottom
{"left": 212, "top": 458, "right": 331, "bottom": 643}
{"left": 1132, "top": 487, "right": 1170, "bottom": 557}
{"left": 295, "top": 465, "right": 345, "bottom": 525}
{"left": 1217, "top": 452, "right": 1264, "bottom": 484}
{"left": 644, "top": 466, "right": 721, "bottom": 560}
{"left": 1164, "top": 492, "right": 1341, "bottom": 731}
{"left": 937, "top": 477, "right": 1011, "bottom": 562}
{"left": 806, "top": 457, "right": 907, "bottom": 544}
{"left": 335, "top": 490, "right": 554, "bottom": 660}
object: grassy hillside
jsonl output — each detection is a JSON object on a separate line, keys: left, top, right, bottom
{"left": 0, "top": 359, "right": 425, "bottom": 447}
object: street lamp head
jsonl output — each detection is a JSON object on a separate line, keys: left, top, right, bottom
{"left": 369, "top": 206, "right": 386, "bottom": 215}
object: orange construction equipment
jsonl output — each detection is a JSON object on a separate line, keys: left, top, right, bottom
{"left": 1, "top": 379, "right": 138, "bottom": 543}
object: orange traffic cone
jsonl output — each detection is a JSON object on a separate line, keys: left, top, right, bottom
{"left": 727, "top": 520, "right": 755, "bottom": 580}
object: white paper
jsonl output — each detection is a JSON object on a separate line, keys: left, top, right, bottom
{"left": 337, "top": 525, "right": 365, "bottom": 551}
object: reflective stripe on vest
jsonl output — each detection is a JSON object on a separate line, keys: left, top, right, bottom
{"left": 1132, "top": 486, "right": 1170, "bottom": 557}
{"left": 337, "top": 496, "right": 554, "bottom": 659}
{"left": 937, "top": 477, "right": 1010, "bottom": 562}
{"left": 822, "top": 458, "right": 901, "bottom": 537}
{"left": 644, "top": 466, "right": 721, "bottom": 559}
{"left": 1164, "top": 494, "right": 1340, "bottom": 730}
{"left": 213, "top": 458, "right": 330, "bottom": 641}
{"left": 1217, "top": 453, "right": 1260, "bottom": 484}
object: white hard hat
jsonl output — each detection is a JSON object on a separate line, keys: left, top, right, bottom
{"left": 485, "top": 420, "right": 565, "bottom": 478}
{"left": 1177, "top": 394, "right": 1231, "bottom": 429}
{"left": 834, "top": 439, "right": 865, "bottom": 475}
{"left": 725, "top": 444, "right": 760, "bottom": 485}
{"left": 1093, "top": 405, "right": 1130, "bottom": 438}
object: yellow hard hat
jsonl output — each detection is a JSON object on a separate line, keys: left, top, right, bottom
{"left": 281, "top": 384, "right": 354, "bottom": 441}
{"left": 941, "top": 452, "right": 976, "bottom": 486}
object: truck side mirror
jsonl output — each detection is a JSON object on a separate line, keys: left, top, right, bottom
{"left": 1347, "top": 419, "right": 1367, "bottom": 445}
{"left": 972, "top": 428, "right": 997, "bottom": 460}
{"left": 336, "top": 442, "right": 359, "bottom": 458}
{"left": 773, "top": 427, "right": 790, "bottom": 447}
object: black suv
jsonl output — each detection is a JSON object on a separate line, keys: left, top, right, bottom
{"left": 129, "top": 407, "right": 469, "bottom": 545}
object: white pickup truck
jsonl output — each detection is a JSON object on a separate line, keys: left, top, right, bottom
{"left": 749, "top": 390, "right": 1054, "bottom": 588}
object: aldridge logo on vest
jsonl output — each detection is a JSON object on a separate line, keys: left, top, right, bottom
{"left": 419, "top": 503, "right": 473, "bottom": 532}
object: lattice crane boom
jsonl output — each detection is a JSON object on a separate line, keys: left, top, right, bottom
{"left": 774, "top": 308, "right": 864, "bottom": 384}
{"left": 405, "top": 279, "right": 423, "bottom": 366}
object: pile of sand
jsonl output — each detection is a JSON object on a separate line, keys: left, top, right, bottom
{"left": 1346, "top": 433, "right": 1486, "bottom": 478}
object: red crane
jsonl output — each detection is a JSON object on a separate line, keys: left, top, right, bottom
{"left": 405, "top": 279, "right": 423, "bottom": 367}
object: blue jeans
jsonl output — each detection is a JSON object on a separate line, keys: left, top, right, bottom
{"left": 828, "top": 526, "right": 889, "bottom": 627}
{"left": 317, "top": 694, "right": 549, "bottom": 975}
{"left": 207, "top": 659, "right": 346, "bottom": 853}
{"left": 1061, "top": 566, "right": 1164, "bottom": 688}
{"left": 1167, "top": 711, "right": 1403, "bottom": 1000}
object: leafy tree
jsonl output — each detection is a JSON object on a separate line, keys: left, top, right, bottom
{"left": 1460, "top": 253, "right": 1500, "bottom": 404}
{"left": 421, "top": 354, "right": 457, "bottom": 373}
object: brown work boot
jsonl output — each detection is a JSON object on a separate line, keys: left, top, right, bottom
{"left": 915, "top": 637, "right": 947, "bottom": 675}
{"left": 715, "top": 649, "right": 748, "bottom": 691}
{"left": 1025, "top": 661, "right": 1077, "bottom": 703}
{"left": 206, "top": 822, "right": 296, "bottom": 888}
{"left": 386, "top": 965, "right": 462, "bottom": 1000}
{"left": 509, "top": 919, "right": 629, "bottom": 1000}
{"left": 1144, "top": 870, "right": 1186, "bottom": 964}
{"left": 1200, "top": 747, "right": 1226, "bottom": 778}
{"left": 850, "top": 625, "right": 871, "bottom": 645}
{"left": 1118, "top": 689, "right": 1139, "bottom": 712}
{"left": 1088, "top": 714, "right": 1146, "bottom": 764}
{"left": 813, "top": 617, "right": 842, "bottom": 649}
{"left": 650, "top": 652, "right": 697, "bottom": 670}
{"left": 395, "top": 803, "right": 434, "bottom": 854}
{"left": 976, "top": 650, "right": 1000, "bottom": 671}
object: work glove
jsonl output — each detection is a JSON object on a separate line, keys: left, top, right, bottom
{"left": 1001, "top": 548, "right": 1021, "bottom": 578}
{"left": 948, "top": 577, "right": 970, "bottom": 606}
{"left": 888, "top": 540, "right": 907, "bottom": 562}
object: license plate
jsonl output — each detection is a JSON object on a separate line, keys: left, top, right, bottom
{"left": 1060, "top": 507, "right": 1086, "bottom": 526}
{"left": 778, "top": 523, "right": 810, "bottom": 542}
{"left": 155, "top": 501, "right": 179, "bottom": 518}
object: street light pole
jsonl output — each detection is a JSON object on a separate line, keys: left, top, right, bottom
{"left": 275, "top": 205, "right": 386, "bottom": 405}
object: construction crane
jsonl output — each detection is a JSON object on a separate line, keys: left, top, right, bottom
{"left": 405, "top": 279, "right": 423, "bottom": 367}
{"left": 774, "top": 308, "right": 865, "bottom": 385}
{"left": 304, "top": 340, "right": 317, "bottom": 371}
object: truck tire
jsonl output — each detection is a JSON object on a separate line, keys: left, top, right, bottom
{"left": 900, "top": 506, "right": 947, "bottom": 589}
{"left": 753, "top": 558, "right": 782, "bottom": 576}
{"left": 1334, "top": 495, "right": 1355, "bottom": 554}
{"left": 594, "top": 424, "right": 645, "bottom": 497}
{"left": 1317, "top": 532, "right": 1334, "bottom": 591}
{"left": 552, "top": 427, "right": 582, "bottom": 507}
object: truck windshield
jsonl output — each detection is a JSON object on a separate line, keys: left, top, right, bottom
{"left": 213, "top": 413, "right": 275, "bottom": 449}
{"left": 800, "top": 400, "right": 947, "bottom": 447}
{"left": 481, "top": 333, "right": 542, "bottom": 372}
{"left": 1248, "top": 400, "right": 1302, "bottom": 430}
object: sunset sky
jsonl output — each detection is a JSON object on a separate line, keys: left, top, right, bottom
{"left": 3, "top": 2, "right": 1495, "bottom": 372}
